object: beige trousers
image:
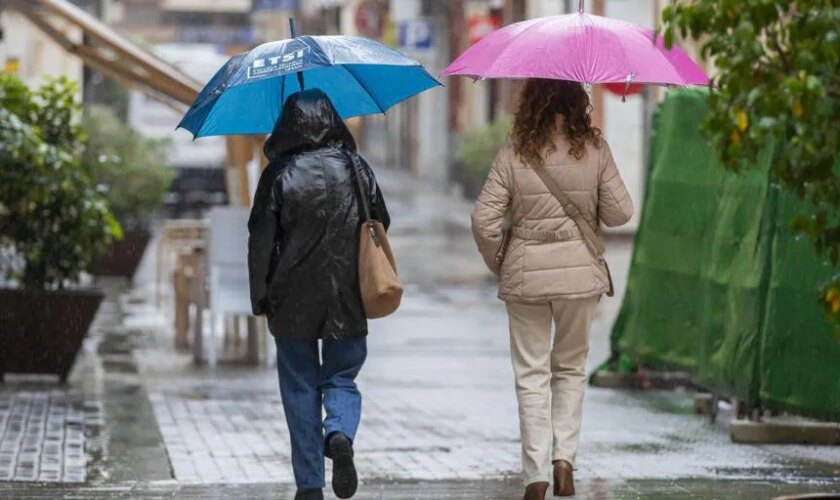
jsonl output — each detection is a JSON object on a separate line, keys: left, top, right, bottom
{"left": 506, "top": 296, "right": 598, "bottom": 485}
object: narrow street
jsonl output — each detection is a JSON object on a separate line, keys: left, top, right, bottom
{"left": 1, "top": 168, "right": 839, "bottom": 499}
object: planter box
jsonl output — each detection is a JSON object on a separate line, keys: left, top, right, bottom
{"left": 450, "top": 162, "right": 485, "bottom": 200}
{"left": 0, "top": 287, "right": 103, "bottom": 383}
{"left": 91, "top": 228, "right": 151, "bottom": 279}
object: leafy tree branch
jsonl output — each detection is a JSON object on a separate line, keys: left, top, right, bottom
{"left": 661, "top": 0, "right": 840, "bottom": 330}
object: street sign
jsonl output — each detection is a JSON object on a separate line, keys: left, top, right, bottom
{"left": 468, "top": 14, "right": 501, "bottom": 45}
{"left": 398, "top": 20, "right": 433, "bottom": 51}
{"left": 355, "top": 0, "right": 386, "bottom": 39}
{"left": 4, "top": 57, "right": 20, "bottom": 75}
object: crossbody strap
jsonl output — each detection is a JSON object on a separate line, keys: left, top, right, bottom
{"left": 532, "top": 165, "right": 606, "bottom": 257}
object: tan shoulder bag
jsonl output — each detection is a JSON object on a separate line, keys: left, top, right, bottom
{"left": 349, "top": 152, "right": 403, "bottom": 318}
{"left": 532, "top": 165, "right": 615, "bottom": 297}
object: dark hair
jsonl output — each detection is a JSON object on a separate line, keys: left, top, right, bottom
{"left": 512, "top": 79, "right": 602, "bottom": 165}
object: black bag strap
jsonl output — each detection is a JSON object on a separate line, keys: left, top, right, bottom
{"left": 346, "top": 148, "right": 383, "bottom": 247}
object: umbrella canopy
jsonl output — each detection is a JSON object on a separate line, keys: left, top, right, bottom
{"left": 179, "top": 35, "right": 441, "bottom": 138}
{"left": 441, "top": 11, "right": 709, "bottom": 88}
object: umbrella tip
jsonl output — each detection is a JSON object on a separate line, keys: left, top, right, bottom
{"left": 289, "top": 17, "right": 298, "bottom": 38}
{"left": 578, "top": 0, "right": 584, "bottom": 13}
{"left": 621, "top": 72, "right": 635, "bottom": 103}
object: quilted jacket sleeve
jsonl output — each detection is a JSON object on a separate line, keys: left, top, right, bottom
{"left": 471, "top": 146, "right": 513, "bottom": 275}
{"left": 597, "top": 140, "right": 634, "bottom": 227}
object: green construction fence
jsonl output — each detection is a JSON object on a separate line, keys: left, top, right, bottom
{"left": 610, "top": 88, "right": 840, "bottom": 421}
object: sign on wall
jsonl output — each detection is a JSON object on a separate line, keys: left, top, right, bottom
{"left": 4, "top": 57, "right": 20, "bottom": 75}
{"left": 397, "top": 19, "right": 433, "bottom": 51}
{"left": 355, "top": 0, "right": 387, "bottom": 39}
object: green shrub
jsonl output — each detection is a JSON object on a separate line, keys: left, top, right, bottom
{"left": 0, "top": 76, "right": 121, "bottom": 289}
{"left": 455, "top": 116, "right": 511, "bottom": 183}
{"left": 0, "top": 73, "right": 86, "bottom": 157}
{"left": 82, "top": 105, "right": 173, "bottom": 228}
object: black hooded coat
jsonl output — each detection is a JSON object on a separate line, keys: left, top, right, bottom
{"left": 248, "top": 89, "right": 390, "bottom": 340}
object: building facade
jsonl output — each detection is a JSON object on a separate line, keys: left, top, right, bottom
{"left": 0, "top": 6, "right": 84, "bottom": 91}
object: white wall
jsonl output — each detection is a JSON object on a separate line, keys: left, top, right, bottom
{"left": 602, "top": 0, "right": 654, "bottom": 230}
{"left": 411, "top": 11, "right": 449, "bottom": 184}
{"left": 415, "top": 83, "right": 449, "bottom": 182}
{"left": 528, "top": 0, "right": 565, "bottom": 18}
{"left": 0, "top": 11, "right": 84, "bottom": 91}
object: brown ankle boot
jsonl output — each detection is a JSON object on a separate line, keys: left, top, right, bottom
{"left": 553, "top": 460, "right": 575, "bottom": 497}
{"left": 522, "top": 481, "right": 549, "bottom": 500}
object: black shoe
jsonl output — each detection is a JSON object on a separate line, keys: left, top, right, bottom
{"left": 293, "top": 489, "right": 323, "bottom": 500}
{"left": 327, "top": 433, "right": 358, "bottom": 499}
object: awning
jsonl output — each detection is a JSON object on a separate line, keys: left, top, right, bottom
{"left": 9, "top": 0, "right": 202, "bottom": 106}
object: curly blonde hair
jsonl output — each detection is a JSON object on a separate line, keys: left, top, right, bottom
{"left": 512, "top": 79, "right": 602, "bottom": 166}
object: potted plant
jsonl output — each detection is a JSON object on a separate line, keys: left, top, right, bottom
{"left": 0, "top": 75, "right": 121, "bottom": 382}
{"left": 83, "top": 105, "right": 173, "bottom": 279}
{"left": 453, "top": 116, "right": 511, "bottom": 199}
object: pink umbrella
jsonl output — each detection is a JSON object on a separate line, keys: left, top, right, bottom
{"left": 441, "top": 1, "right": 709, "bottom": 97}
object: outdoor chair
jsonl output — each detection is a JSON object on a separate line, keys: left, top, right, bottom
{"left": 156, "top": 219, "right": 209, "bottom": 309}
{"left": 205, "top": 206, "right": 273, "bottom": 368}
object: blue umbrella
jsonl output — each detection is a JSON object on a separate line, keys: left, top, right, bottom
{"left": 178, "top": 35, "right": 442, "bottom": 138}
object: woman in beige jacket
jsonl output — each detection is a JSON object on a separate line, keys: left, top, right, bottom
{"left": 471, "top": 79, "right": 633, "bottom": 499}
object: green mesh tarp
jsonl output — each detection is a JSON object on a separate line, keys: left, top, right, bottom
{"left": 759, "top": 191, "right": 840, "bottom": 420}
{"left": 611, "top": 90, "right": 723, "bottom": 371}
{"left": 611, "top": 88, "right": 840, "bottom": 420}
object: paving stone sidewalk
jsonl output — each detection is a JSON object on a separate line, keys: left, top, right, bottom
{"left": 128, "top": 285, "right": 840, "bottom": 491}
{"left": 2, "top": 168, "right": 840, "bottom": 498}
{"left": 1, "top": 477, "right": 839, "bottom": 499}
{"left": 0, "top": 390, "right": 101, "bottom": 483}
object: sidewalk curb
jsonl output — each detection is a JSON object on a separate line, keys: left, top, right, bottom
{"left": 730, "top": 420, "right": 840, "bottom": 445}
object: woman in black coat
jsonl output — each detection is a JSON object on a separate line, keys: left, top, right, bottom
{"left": 248, "top": 89, "right": 389, "bottom": 500}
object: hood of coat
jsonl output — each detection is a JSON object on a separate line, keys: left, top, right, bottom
{"left": 263, "top": 89, "right": 357, "bottom": 161}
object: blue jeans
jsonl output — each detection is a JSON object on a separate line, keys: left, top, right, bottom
{"left": 275, "top": 336, "right": 367, "bottom": 490}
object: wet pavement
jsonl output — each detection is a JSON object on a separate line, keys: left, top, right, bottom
{"left": 0, "top": 389, "right": 98, "bottom": 482}
{"left": 1, "top": 167, "right": 839, "bottom": 498}
{"left": 1, "top": 478, "right": 839, "bottom": 499}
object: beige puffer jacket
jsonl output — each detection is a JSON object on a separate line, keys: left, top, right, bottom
{"left": 471, "top": 135, "right": 633, "bottom": 303}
